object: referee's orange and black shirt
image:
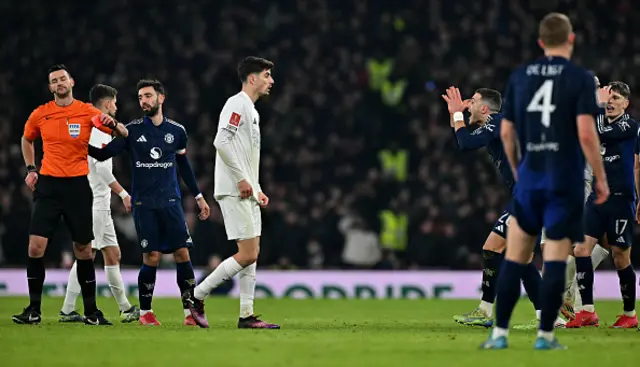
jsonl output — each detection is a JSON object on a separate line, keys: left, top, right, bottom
{"left": 23, "top": 100, "right": 112, "bottom": 177}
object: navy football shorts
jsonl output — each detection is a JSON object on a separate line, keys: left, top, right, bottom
{"left": 584, "top": 195, "right": 635, "bottom": 249}
{"left": 133, "top": 202, "right": 192, "bottom": 254}
{"left": 513, "top": 188, "right": 584, "bottom": 244}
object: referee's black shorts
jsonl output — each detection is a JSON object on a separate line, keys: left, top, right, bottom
{"left": 30, "top": 174, "right": 94, "bottom": 244}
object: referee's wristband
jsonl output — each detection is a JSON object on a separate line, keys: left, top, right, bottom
{"left": 118, "top": 190, "right": 129, "bottom": 199}
{"left": 453, "top": 111, "right": 464, "bottom": 122}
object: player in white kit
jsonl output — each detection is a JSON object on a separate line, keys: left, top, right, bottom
{"left": 185, "top": 57, "right": 279, "bottom": 329}
{"left": 59, "top": 84, "right": 140, "bottom": 323}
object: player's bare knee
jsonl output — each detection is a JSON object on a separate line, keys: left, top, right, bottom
{"left": 482, "top": 233, "right": 505, "bottom": 253}
{"left": 573, "top": 244, "right": 592, "bottom": 257}
{"left": 611, "top": 247, "right": 631, "bottom": 270}
{"left": 173, "top": 248, "right": 190, "bottom": 263}
{"left": 102, "top": 247, "right": 121, "bottom": 266}
{"left": 235, "top": 237, "right": 260, "bottom": 265}
{"left": 143, "top": 252, "right": 161, "bottom": 267}
{"left": 27, "top": 235, "right": 48, "bottom": 258}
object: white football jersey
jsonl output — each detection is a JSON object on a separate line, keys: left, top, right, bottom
{"left": 87, "top": 127, "right": 114, "bottom": 210}
{"left": 213, "top": 91, "right": 261, "bottom": 200}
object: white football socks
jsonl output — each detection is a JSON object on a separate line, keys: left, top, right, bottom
{"left": 194, "top": 257, "right": 243, "bottom": 300}
{"left": 105, "top": 265, "right": 132, "bottom": 312}
{"left": 61, "top": 261, "right": 81, "bottom": 314}
{"left": 239, "top": 263, "right": 257, "bottom": 318}
{"left": 479, "top": 301, "right": 493, "bottom": 317}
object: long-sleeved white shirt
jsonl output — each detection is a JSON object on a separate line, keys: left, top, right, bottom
{"left": 213, "top": 91, "right": 261, "bottom": 200}
{"left": 87, "top": 127, "right": 116, "bottom": 210}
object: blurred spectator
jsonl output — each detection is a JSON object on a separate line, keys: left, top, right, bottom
{"left": 339, "top": 213, "right": 381, "bottom": 268}
{"left": 1, "top": 0, "right": 639, "bottom": 269}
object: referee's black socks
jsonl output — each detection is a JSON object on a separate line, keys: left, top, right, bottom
{"left": 76, "top": 258, "right": 98, "bottom": 315}
{"left": 27, "top": 257, "right": 45, "bottom": 312}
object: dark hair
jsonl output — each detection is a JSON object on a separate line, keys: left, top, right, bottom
{"left": 47, "top": 64, "right": 71, "bottom": 83}
{"left": 539, "top": 12, "right": 572, "bottom": 48}
{"left": 136, "top": 79, "right": 165, "bottom": 95}
{"left": 237, "top": 56, "right": 274, "bottom": 82}
{"left": 608, "top": 81, "right": 631, "bottom": 99}
{"left": 89, "top": 84, "right": 117, "bottom": 106}
{"left": 475, "top": 88, "right": 502, "bottom": 112}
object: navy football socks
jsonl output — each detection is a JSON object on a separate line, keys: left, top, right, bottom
{"left": 481, "top": 250, "right": 503, "bottom": 303}
{"left": 495, "top": 259, "right": 526, "bottom": 329}
{"left": 522, "top": 262, "right": 542, "bottom": 310}
{"left": 575, "top": 256, "right": 594, "bottom": 306}
{"left": 539, "top": 261, "right": 566, "bottom": 332}
{"left": 138, "top": 264, "right": 157, "bottom": 311}
{"left": 617, "top": 265, "right": 636, "bottom": 312}
{"left": 176, "top": 261, "right": 196, "bottom": 307}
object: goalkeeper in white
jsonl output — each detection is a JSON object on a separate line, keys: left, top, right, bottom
{"left": 185, "top": 57, "right": 279, "bottom": 329}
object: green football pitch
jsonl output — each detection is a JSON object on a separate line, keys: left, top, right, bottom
{"left": 0, "top": 297, "right": 637, "bottom": 366}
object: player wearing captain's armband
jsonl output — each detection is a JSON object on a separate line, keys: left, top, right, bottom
{"left": 481, "top": 13, "right": 608, "bottom": 350}
{"left": 88, "top": 79, "right": 211, "bottom": 327}
{"left": 184, "top": 57, "right": 280, "bottom": 329}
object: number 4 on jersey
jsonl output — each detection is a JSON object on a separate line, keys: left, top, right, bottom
{"left": 527, "top": 80, "right": 556, "bottom": 127}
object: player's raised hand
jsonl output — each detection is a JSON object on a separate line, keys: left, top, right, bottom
{"left": 441, "top": 86, "right": 468, "bottom": 114}
{"left": 237, "top": 180, "right": 253, "bottom": 199}
{"left": 99, "top": 113, "right": 116, "bottom": 128}
{"left": 122, "top": 194, "right": 132, "bottom": 213}
{"left": 196, "top": 196, "right": 210, "bottom": 220}
{"left": 597, "top": 86, "right": 612, "bottom": 106}
{"left": 25, "top": 171, "right": 38, "bottom": 191}
{"left": 258, "top": 192, "right": 269, "bottom": 208}
{"left": 594, "top": 178, "right": 610, "bottom": 204}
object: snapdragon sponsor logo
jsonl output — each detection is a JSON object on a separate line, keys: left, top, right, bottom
{"left": 136, "top": 161, "right": 174, "bottom": 169}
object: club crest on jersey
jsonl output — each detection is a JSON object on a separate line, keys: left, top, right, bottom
{"left": 68, "top": 123, "right": 81, "bottom": 138}
{"left": 164, "top": 133, "right": 174, "bottom": 144}
{"left": 150, "top": 147, "right": 163, "bottom": 160}
{"left": 600, "top": 144, "right": 606, "bottom": 156}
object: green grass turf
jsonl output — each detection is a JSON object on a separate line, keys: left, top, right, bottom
{"left": 0, "top": 297, "right": 638, "bottom": 367}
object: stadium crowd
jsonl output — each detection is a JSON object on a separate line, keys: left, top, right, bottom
{"left": 1, "top": 0, "right": 639, "bottom": 270}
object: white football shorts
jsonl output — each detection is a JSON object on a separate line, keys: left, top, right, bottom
{"left": 92, "top": 210, "right": 118, "bottom": 250}
{"left": 217, "top": 196, "right": 262, "bottom": 241}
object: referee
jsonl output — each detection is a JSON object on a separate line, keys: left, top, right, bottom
{"left": 13, "top": 64, "right": 128, "bottom": 325}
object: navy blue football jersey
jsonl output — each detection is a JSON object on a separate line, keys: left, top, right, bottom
{"left": 502, "top": 56, "right": 599, "bottom": 193}
{"left": 594, "top": 113, "right": 638, "bottom": 199}
{"left": 454, "top": 112, "right": 515, "bottom": 192}
{"left": 97, "top": 116, "right": 189, "bottom": 208}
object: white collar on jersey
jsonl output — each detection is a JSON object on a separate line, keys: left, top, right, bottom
{"left": 239, "top": 91, "right": 254, "bottom": 106}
